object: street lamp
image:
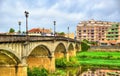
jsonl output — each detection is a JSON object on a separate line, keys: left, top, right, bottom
{"left": 53, "top": 21, "right": 56, "bottom": 37}
{"left": 75, "top": 31, "right": 76, "bottom": 40}
{"left": 18, "top": 21, "right": 21, "bottom": 34}
{"left": 43, "top": 27, "right": 44, "bottom": 36}
{"left": 24, "top": 11, "right": 29, "bottom": 40}
{"left": 68, "top": 26, "right": 69, "bottom": 38}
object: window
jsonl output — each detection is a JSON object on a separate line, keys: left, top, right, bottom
{"left": 91, "top": 30, "right": 94, "bottom": 32}
{"left": 116, "top": 36, "right": 118, "bottom": 37}
{"left": 83, "top": 30, "right": 86, "bottom": 32}
{"left": 112, "top": 29, "right": 114, "bottom": 30}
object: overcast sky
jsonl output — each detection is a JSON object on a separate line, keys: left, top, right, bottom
{"left": 0, "top": 0, "right": 120, "bottom": 33}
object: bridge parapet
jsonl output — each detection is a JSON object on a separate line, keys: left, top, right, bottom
{"left": 0, "top": 35, "right": 80, "bottom": 43}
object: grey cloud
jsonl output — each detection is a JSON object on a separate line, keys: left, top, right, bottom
{"left": 0, "top": 0, "right": 120, "bottom": 32}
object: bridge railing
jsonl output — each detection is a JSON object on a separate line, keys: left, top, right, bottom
{"left": 0, "top": 35, "right": 79, "bottom": 43}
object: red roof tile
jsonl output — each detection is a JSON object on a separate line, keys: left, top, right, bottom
{"left": 28, "top": 28, "right": 52, "bottom": 33}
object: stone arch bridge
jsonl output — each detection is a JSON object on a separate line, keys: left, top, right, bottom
{"left": 0, "top": 35, "right": 81, "bottom": 76}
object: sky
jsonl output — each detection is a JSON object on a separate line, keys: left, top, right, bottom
{"left": 0, "top": 0, "right": 120, "bottom": 33}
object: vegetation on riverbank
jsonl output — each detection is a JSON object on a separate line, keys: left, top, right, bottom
{"left": 77, "top": 51, "right": 120, "bottom": 69}
{"left": 27, "top": 67, "right": 48, "bottom": 76}
{"left": 55, "top": 57, "right": 80, "bottom": 67}
{"left": 81, "top": 40, "right": 90, "bottom": 51}
{"left": 48, "top": 68, "right": 66, "bottom": 76}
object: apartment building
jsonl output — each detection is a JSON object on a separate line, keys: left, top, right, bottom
{"left": 76, "top": 19, "right": 113, "bottom": 42}
{"left": 105, "top": 24, "right": 120, "bottom": 45}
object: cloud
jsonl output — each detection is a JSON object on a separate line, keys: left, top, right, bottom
{"left": 0, "top": 0, "right": 120, "bottom": 33}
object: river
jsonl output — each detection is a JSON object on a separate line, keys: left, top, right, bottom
{"left": 50, "top": 66, "right": 120, "bottom": 76}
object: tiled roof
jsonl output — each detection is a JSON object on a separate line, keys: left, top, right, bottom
{"left": 28, "top": 28, "right": 52, "bottom": 33}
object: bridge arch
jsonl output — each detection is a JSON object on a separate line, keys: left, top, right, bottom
{"left": 27, "top": 44, "right": 51, "bottom": 57}
{"left": 0, "top": 48, "right": 21, "bottom": 64}
{"left": 0, "top": 48, "right": 23, "bottom": 76}
{"left": 68, "top": 43, "right": 75, "bottom": 57}
{"left": 54, "top": 43, "right": 66, "bottom": 59}
{"left": 27, "top": 44, "right": 52, "bottom": 70}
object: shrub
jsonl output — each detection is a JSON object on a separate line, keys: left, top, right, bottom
{"left": 55, "top": 58, "right": 67, "bottom": 67}
{"left": 27, "top": 68, "right": 32, "bottom": 76}
{"left": 27, "top": 67, "right": 48, "bottom": 76}
{"left": 81, "top": 41, "right": 90, "bottom": 51}
{"left": 55, "top": 57, "right": 80, "bottom": 67}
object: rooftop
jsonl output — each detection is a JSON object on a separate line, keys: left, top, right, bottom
{"left": 28, "top": 28, "right": 52, "bottom": 34}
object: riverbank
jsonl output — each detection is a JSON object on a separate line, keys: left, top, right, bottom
{"left": 77, "top": 51, "right": 120, "bottom": 69}
{"left": 27, "top": 51, "right": 120, "bottom": 76}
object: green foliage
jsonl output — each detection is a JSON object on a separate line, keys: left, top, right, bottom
{"left": 27, "top": 68, "right": 32, "bottom": 76}
{"left": 49, "top": 69, "right": 66, "bottom": 76}
{"left": 77, "top": 51, "right": 120, "bottom": 67}
{"left": 27, "top": 67, "right": 48, "bottom": 76}
{"left": 77, "top": 51, "right": 120, "bottom": 59}
{"left": 83, "top": 39, "right": 89, "bottom": 43}
{"left": 57, "top": 32, "right": 65, "bottom": 36}
{"left": 55, "top": 57, "right": 80, "bottom": 68}
{"left": 81, "top": 41, "right": 90, "bottom": 51}
{"left": 67, "top": 57, "right": 80, "bottom": 67}
{"left": 9, "top": 28, "right": 15, "bottom": 33}
{"left": 55, "top": 58, "right": 67, "bottom": 67}
{"left": 18, "top": 30, "right": 21, "bottom": 33}
{"left": 82, "top": 39, "right": 98, "bottom": 46}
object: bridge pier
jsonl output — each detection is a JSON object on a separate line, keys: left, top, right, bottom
{"left": 49, "top": 52, "right": 55, "bottom": 72}
{"left": 0, "top": 64, "right": 27, "bottom": 76}
{"left": 65, "top": 52, "right": 69, "bottom": 62}
{"left": 27, "top": 56, "right": 55, "bottom": 72}
{"left": 16, "top": 64, "right": 27, "bottom": 76}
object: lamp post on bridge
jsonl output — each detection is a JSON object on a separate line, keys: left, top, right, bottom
{"left": 24, "top": 11, "right": 29, "bottom": 41}
{"left": 53, "top": 21, "right": 56, "bottom": 37}
{"left": 68, "top": 26, "right": 69, "bottom": 38}
{"left": 43, "top": 27, "right": 44, "bottom": 36}
{"left": 18, "top": 21, "right": 21, "bottom": 34}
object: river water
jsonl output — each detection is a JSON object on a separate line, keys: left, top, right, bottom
{"left": 52, "top": 66, "right": 120, "bottom": 76}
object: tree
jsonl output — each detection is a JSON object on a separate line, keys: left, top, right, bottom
{"left": 9, "top": 28, "right": 15, "bottom": 33}
{"left": 57, "top": 32, "right": 65, "bottom": 36}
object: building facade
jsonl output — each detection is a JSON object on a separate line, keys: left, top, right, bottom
{"left": 105, "top": 23, "right": 120, "bottom": 45}
{"left": 77, "top": 19, "right": 112, "bottom": 42}
{"left": 77, "top": 19, "right": 120, "bottom": 46}
{"left": 65, "top": 33, "right": 75, "bottom": 39}
{"left": 77, "top": 19, "right": 118, "bottom": 42}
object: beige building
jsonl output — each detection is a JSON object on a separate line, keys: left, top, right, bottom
{"left": 65, "top": 33, "right": 75, "bottom": 39}
{"left": 76, "top": 19, "right": 115, "bottom": 42}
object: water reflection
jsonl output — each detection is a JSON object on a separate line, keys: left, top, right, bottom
{"left": 56, "top": 66, "right": 120, "bottom": 76}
